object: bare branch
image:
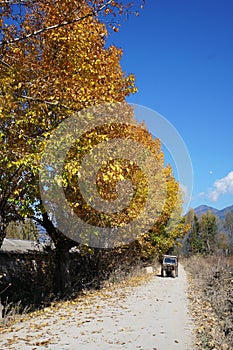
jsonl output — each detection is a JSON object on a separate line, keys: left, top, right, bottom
{"left": 0, "top": 0, "right": 38, "bottom": 4}
{"left": 0, "top": 0, "right": 24, "bottom": 3}
{"left": 0, "top": 58, "right": 11, "bottom": 68}
{"left": 18, "top": 94, "right": 69, "bottom": 108}
{"left": 0, "top": 1, "right": 112, "bottom": 47}
{"left": 0, "top": 283, "right": 11, "bottom": 295}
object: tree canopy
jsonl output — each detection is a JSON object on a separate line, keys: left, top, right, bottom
{"left": 0, "top": 0, "right": 186, "bottom": 263}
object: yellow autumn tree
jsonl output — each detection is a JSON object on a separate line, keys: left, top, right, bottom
{"left": 0, "top": 0, "right": 186, "bottom": 292}
{"left": 0, "top": 0, "right": 149, "bottom": 293}
{"left": 0, "top": 0, "right": 136, "bottom": 242}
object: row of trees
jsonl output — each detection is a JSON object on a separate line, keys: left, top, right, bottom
{"left": 184, "top": 210, "right": 233, "bottom": 256}
{"left": 0, "top": 0, "right": 188, "bottom": 295}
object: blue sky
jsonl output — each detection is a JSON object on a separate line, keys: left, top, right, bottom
{"left": 107, "top": 0, "right": 233, "bottom": 211}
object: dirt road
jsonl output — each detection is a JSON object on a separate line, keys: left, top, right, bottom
{"left": 0, "top": 264, "right": 194, "bottom": 350}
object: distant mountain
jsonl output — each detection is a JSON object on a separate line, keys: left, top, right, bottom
{"left": 193, "top": 204, "right": 233, "bottom": 221}
{"left": 194, "top": 205, "right": 219, "bottom": 217}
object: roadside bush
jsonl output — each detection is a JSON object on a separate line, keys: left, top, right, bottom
{"left": 0, "top": 244, "right": 151, "bottom": 319}
{"left": 183, "top": 256, "right": 233, "bottom": 350}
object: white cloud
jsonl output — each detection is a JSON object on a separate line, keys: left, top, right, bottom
{"left": 208, "top": 171, "right": 233, "bottom": 202}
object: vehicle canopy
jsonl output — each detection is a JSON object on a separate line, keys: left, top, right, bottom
{"left": 163, "top": 255, "right": 178, "bottom": 264}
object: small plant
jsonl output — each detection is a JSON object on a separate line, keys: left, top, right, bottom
{"left": 0, "top": 298, "right": 31, "bottom": 326}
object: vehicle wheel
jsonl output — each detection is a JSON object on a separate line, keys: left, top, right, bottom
{"left": 162, "top": 269, "right": 166, "bottom": 278}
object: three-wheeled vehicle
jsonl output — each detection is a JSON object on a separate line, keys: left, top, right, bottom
{"left": 161, "top": 255, "right": 178, "bottom": 278}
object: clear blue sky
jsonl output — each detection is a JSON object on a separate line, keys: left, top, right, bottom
{"left": 107, "top": 0, "right": 233, "bottom": 211}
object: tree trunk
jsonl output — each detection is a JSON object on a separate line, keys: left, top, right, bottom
{"left": 0, "top": 215, "right": 7, "bottom": 248}
{"left": 0, "top": 233, "right": 5, "bottom": 248}
{"left": 54, "top": 244, "right": 71, "bottom": 296}
{"left": 38, "top": 212, "right": 76, "bottom": 296}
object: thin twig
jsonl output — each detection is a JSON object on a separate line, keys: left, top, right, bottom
{"left": 0, "top": 0, "right": 32, "bottom": 4}
{"left": 0, "top": 1, "right": 112, "bottom": 47}
{"left": 18, "top": 94, "right": 69, "bottom": 108}
{"left": 0, "top": 283, "right": 12, "bottom": 296}
{"left": 0, "top": 59, "right": 11, "bottom": 68}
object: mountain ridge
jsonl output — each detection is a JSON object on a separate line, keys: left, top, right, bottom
{"left": 193, "top": 204, "right": 233, "bottom": 220}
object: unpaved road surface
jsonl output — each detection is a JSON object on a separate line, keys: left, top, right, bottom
{"left": 0, "top": 264, "right": 194, "bottom": 350}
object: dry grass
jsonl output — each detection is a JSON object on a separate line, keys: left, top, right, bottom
{"left": 0, "top": 299, "right": 31, "bottom": 328}
{"left": 183, "top": 255, "right": 233, "bottom": 350}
